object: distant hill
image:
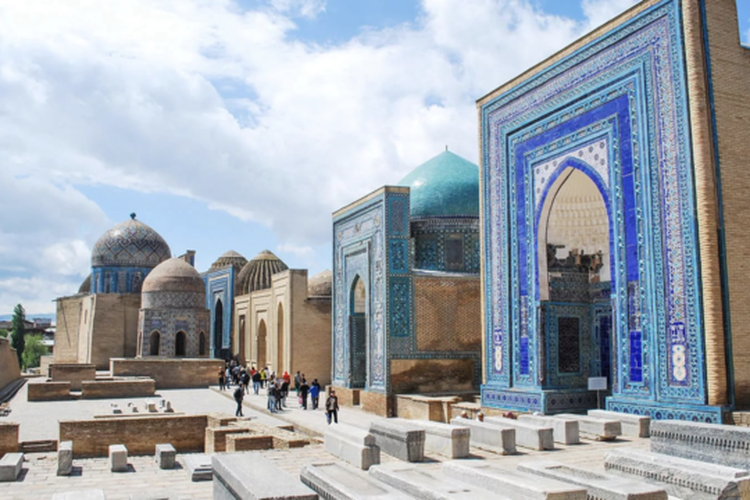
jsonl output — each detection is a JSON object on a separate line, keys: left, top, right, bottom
{"left": 0, "top": 313, "right": 55, "bottom": 324}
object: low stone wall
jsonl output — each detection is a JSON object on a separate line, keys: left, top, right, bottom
{"left": 27, "top": 381, "right": 73, "bottom": 401}
{"left": 394, "top": 395, "right": 461, "bottom": 422}
{"left": 59, "top": 414, "right": 209, "bottom": 458}
{"left": 0, "top": 338, "right": 21, "bottom": 395}
{"left": 110, "top": 358, "right": 224, "bottom": 389}
{"left": 81, "top": 378, "right": 156, "bottom": 399}
{"left": 39, "top": 355, "right": 53, "bottom": 377}
{"left": 0, "top": 422, "right": 19, "bottom": 456}
{"left": 49, "top": 364, "right": 97, "bottom": 390}
{"left": 360, "top": 390, "right": 393, "bottom": 417}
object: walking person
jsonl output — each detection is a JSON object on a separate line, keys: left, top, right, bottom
{"left": 252, "top": 370, "right": 261, "bottom": 395}
{"left": 310, "top": 379, "right": 320, "bottom": 410}
{"left": 275, "top": 379, "right": 283, "bottom": 411}
{"left": 225, "top": 366, "right": 232, "bottom": 388}
{"left": 294, "top": 371, "right": 301, "bottom": 395}
{"left": 325, "top": 389, "right": 339, "bottom": 424}
{"left": 280, "top": 378, "right": 290, "bottom": 408}
{"left": 299, "top": 378, "right": 310, "bottom": 410}
{"left": 218, "top": 368, "right": 226, "bottom": 391}
{"left": 241, "top": 369, "right": 250, "bottom": 395}
{"left": 267, "top": 383, "right": 277, "bottom": 413}
{"left": 233, "top": 386, "right": 244, "bottom": 417}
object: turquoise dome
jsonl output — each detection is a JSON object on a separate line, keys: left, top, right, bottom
{"left": 398, "top": 151, "right": 480, "bottom": 219}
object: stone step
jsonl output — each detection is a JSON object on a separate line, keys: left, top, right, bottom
{"left": 650, "top": 420, "right": 750, "bottom": 469}
{"left": 443, "top": 460, "right": 586, "bottom": 500}
{"left": 183, "top": 454, "right": 213, "bottom": 481}
{"left": 410, "top": 419, "right": 470, "bottom": 458}
{"left": 517, "top": 415, "right": 579, "bottom": 445}
{"left": 518, "top": 460, "right": 667, "bottom": 500}
{"left": 213, "top": 453, "right": 317, "bottom": 500}
{"left": 554, "top": 414, "right": 621, "bottom": 441}
{"left": 369, "top": 462, "right": 511, "bottom": 500}
{"left": 20, "top": 439, "right": 58, "bottom": 453}
{"left": 369, "top": 419, "right": 425, "bottom": 462}
{"left": 449, "top": 417, "right": 516, "bottom": 455}
{"left": 604, "top": 447, "right": 750, "bottom": 499}
{"left": 485, "top": 416, "right": 555, "bottom": 450}
{"left": 588, "top": 410, "right": 650, "bottom": 438}
{"left": 325, "top": 423, "right": 380, "bottom": 470}
{"left": 301, "top": 462, "right": 412, "bottom": 499}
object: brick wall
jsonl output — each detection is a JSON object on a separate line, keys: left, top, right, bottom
{"left": 54, "top": 296, "right": 83, "bottom": 364}
{"left": 360, "top": 390, "right": 393, "bottom": 417}
{"left": 0, "top": 422, "right": 19, "bottom": 456}
{"left": 27, "top": 381, "right": 73, "bottom": 401}
{"left": 393, "top": 395, "right": 461, "bottom": 422}
{"left": 81, "top": 379, "right": 156, "bottom": 399}
{"left": 110, "top": 358, "right": 224, "bottom": 389}
{"left": 49, "top": 364, "right": 97, "bottom": 390}
{"left": 59, "top": 414, "right": 208, "bottom": 458}
{"left": 414, "top": 276, "right": 481, "bottom": 352}
{"left": 89, "top": 294, "right": 141, "bottom": 369}
{"left": 390, "top": 358, "right": 475, "bottom": 394}
{"left": 290, "top": 271, "right": 332, "bottom": 386}
{"left": 0, "top": 338, "right": 20, "bottom": 394}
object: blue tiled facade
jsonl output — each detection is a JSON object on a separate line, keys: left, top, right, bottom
{"left": 203, "top": 267, "right": 236, "bottom": 359}
{"left": 480, "top": 0, "right": 727, "bottom": 422}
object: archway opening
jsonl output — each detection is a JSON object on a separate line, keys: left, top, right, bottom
{"left": 257, "top": 319, "right": 267, "bottom": 369}
{"left": 199, "top": 332, "right": 206, "bottom": 356}
{"left": 538, "top": 167, "right": 613, "bottom": 391}
{"left": 238, "top": 315, "right": 246, "bottom": 366}
{"left": 149, "top": 331, "right": 161, "bottom": 356}
{"left": 277, "top": 303, "right": 285, "bottom": 374}
{"left": 175, "top": 331, "right": 187, "bottom": 357}
{"left": 214, "top": 299, "right": 224, "bottom": 359}
{"left": 349, "top": 276, "right": 367, "bottom": 389}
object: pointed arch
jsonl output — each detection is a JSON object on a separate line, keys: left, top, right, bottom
{"left": 257, "top": 319, "right": 267, "bottom": 368}
{"left": 349, "top": 275, "right": 367, "bottom": 388}
{"left": 199, "top": 331, "right": 207, "bottom": 356}
{"left": 175, "top": 331, "right": 187, "bottom": 357}
{"left": 149, "top": 330, "right": 161, "bottom": 356}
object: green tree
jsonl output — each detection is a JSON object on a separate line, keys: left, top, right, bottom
{"left": 11, "top": 304, "right": 25, "bottom": 369}
{"left": 21, "top": 334, "right": 48, "bottom": 369}
{"left": 0, "top": 328, "right": 7, "bottom": 338}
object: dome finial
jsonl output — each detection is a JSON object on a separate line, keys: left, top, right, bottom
{"left": 130, "top": 212, "right": 137, "bottom": 220}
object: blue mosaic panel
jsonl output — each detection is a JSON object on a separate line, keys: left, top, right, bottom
{"left": 389, "top": 278, "right": 410, "bottom": 337}
{"left": 389, "top": 240, "right": 408, "bottom": 274}
{"left": 204, "top": 267, "right": 235, "bottom": 356}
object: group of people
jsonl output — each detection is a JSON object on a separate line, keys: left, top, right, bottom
{"left": 218, "top": 361, "right": 339, "bottom": 423}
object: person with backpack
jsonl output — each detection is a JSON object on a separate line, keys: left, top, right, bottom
{"left": 310, "top": 379, "right": 320, "bottom": 410}
{"left": 241, "top": 369, "right": 250, "bottom": 395}
{"left": 233, "top": 386, "right": 244, "bottom": 417}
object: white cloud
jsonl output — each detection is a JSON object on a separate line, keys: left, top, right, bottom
{"left": 0, "top": 0, "right": 637, "bottom": 313}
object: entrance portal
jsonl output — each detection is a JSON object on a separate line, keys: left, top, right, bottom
{"left": 349, "top": 276, "right": 367, "bottom": 388}
{"left": 214, "top": 299, "right": 224, "bottom": 359}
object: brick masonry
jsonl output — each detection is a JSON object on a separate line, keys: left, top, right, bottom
{"left": 80, "top": 378, "right": 156, "bottom": 399}
{"left": 0, "top": 338, "right": 20, "bottom": 395}
{"left": 49, "top": 364, "right": 97, "bottom": 391}
{"left": 27, "top": 381, "right": 73, "bottom": 401}
{"left": 110, "top": 358, "right": 223, "bottom": 389}
{"left": 0, "top": 422, "right": 19, "bottom": 457}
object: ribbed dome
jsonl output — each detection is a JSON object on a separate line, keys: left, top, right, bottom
{"left": 141, "top": 258, "right": 206, "bottom": 309}
{"left": 398, "top": 151, "right": 479, "bottom": 219}
{"left": 237, "top": 250, "right": 288, "bottom": 295}
{"left": 308, "top": 270, "right": 332, "bottom": 297}
{"left": 78, "top": 274, "right": 92, "bottom": 294}
{"left": 92, "top": 218, "right": 171, "bottom": 268}
{"left": 208, "top": 250, "right": 248, "bottom": 273}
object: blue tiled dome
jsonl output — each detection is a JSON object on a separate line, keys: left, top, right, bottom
{"left": 398, "top": 151, "right": 479, "bottom": 219}
{"left": 92, "top": 218, "right": 171, "bottom": 268}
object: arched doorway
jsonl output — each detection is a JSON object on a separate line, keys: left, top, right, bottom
{"left": 149, "top": 331, "right": 161, "bottom": 356}
{"left": 277, "top": 303, "right": 284, "bottom": 373}
{"left": 349, "top": 276, "right": 367, "bottom": 388}
{"left": 537, "top": 165, "right": 613, "bottom": 390}
{"left": 257, "top": 320, "right": 267, "bottom": 368}
{"left": 238, "top": 315, "right": 246, "bottom": 366}
{"left": 199, "top": 332, "right": 207, "bottom": 356}
{"left": 214, "top": 299, "right": 224, "bottom": 359}
{"left": 175, "top": 331, "right": 187, "bottom": 357}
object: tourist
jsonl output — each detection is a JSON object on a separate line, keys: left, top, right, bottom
{"left": 299, "top": 378, "right": 310, "bottom": 410}
{"left": 252, "top": 369, "right": 261, "bottom": 394}
{"left": 267, "top": 383, "right": 277, "bottom": 413}
{"left": 233, "top": 386, "right": 244, "bottom": 417}
{"left": 294, "top": 371, "right": 301, "bottom": 395}
{"left": 476, "top": 411, "right": 484, "bottom": 422}
{"left": 225, "top": 366, "right": 232, "bottom": 387}
{"left": 241, "top": 369, "right": 250, "bottom": 395}
{"left": 325, "top": 389, "right": 339, "bottom": 424}
{"left": 275, "top": 379, "right": 283, "bottom": 411}
{"left": 218, "top": 368, "right": 226, "bottom": 391}
{"left": 260, "top": 367, "right": 267, "bottom": 388}
{"left": 310, "top": 379, "right": 320, "bottom": 410}
{"left": 282, "top": 370, "right": 291, "bottom": 386}
{"left": 280, "top": 377, "right": 290, "bottom": 407}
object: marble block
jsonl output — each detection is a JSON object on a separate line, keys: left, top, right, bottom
{"left": 414, "top": 420, "right": 471, "bottom": 459}
{"left": 155, "top": 443, "right": 176, "bottom": 469}
{"left": 450, "top": 417, "right": 516, "bottom": 455}
{"left": 518, "top": 460, "right": 667, "bottom": 500}
{"left": 444, "top": 461, "right": 586, "bottom": 500}
{"left": 588, "top": 410, "right": 650, "bottom": 438}
{"left": 369, "top": 419, "right": 425, "bottom": 462}
{"left": 518, "top": 415, "right": 579, "bottom": 445}
{"left": 109, "top": 444, "right": 128, "bottom": 472}
{"left": 57, "top": 440, "right": 73, "bottom": 476}
{"left": 301, "top": 462, "right": 411, "bottom": 500}
{"left": 183, "top": 454, "right": 213, "bottom": 481}
{"left": 650, "top": 420, "right": 750, "bottom": 469}
{"left": 213, "top": 453, "right": 317, "bottom": 500}
{"left": 555, "top": 414, "right": 621, "bottom": 441}
{"left": 485, "top": 416, "right": 555, "bottom": 450}
{"left": 324, "top": 423, "right": 380, "bottom": 470}
{"left": 0, "top": 452, "right": 23, "bottom": 481}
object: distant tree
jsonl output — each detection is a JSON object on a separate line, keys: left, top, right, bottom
{"left": 0, "top": 328, "right": 7, "bottom": 338}
{"left": 22, "top": 334, "right": 48, "bottom": 369}
{"left": 11, "top": 304, "right": 25, "bottom": 368}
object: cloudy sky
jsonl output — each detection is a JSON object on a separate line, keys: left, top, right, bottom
{"left": 1, "top": 0, "right": 748, "bottom": 316}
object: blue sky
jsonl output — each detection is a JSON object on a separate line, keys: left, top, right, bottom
{"left": 1, "top": 0, "right": 748, "bottom": 315}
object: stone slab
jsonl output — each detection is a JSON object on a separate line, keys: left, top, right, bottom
{"left": 52, "top": 490, "right": 107, "bottom": 500}
{"left": 450, "top": 417, "right": 516, "bottom": 455}
{"left": 183, "top": 453, "right": 213, "bottom": 481}
{"left": 518, "top": 460, "right": 667, "bottom": 500}
{"left": 650, "top": 420, "right": 750, "bottom": 469}
{"left": 369, "top": 462, "right": 511, "bottom": 500}
{"left": 518, "top": 415, "right": 579, "bottom": 445}
{"left": 155, "top": 443, "right": 176, "bottom": 469}
{"left": 301, "top": 462, "right": 410, "bottom": 500}
{"left": 0, "top": 452, "right": 23, "bottom": 481}
{"left": 555, "top": 414, "right": 621, "bottom": 441}
{"left": 485, "top": 416, "right": 555, "bottom": 450}
{"left": 443, "top": 460, "right": 587, "bottom": 500}
{"left": 129, "top": 493, "right": 179, "bottom": 500}
{"left": 213, "top": 453, "right": 318, "bottom": 500}
{"left": 412, "top": 419, "right": 470, "bottom": 459}
{"left": 324, "top": 423, "right": 380, "bottom": 470}
{"left": 369, "top": 419, "right": 425, "bottom": 462}
{"left": 588, "top": 410, "right": 650, "bottom": 438}
{"left": 109, "top": 444, "right": 128, "bottom": 472}
{"left": 605, "top": 447, "right": 750, "bottom": 500}
{"left": 58, "top": 440, "right": 73, "bottom": 476}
